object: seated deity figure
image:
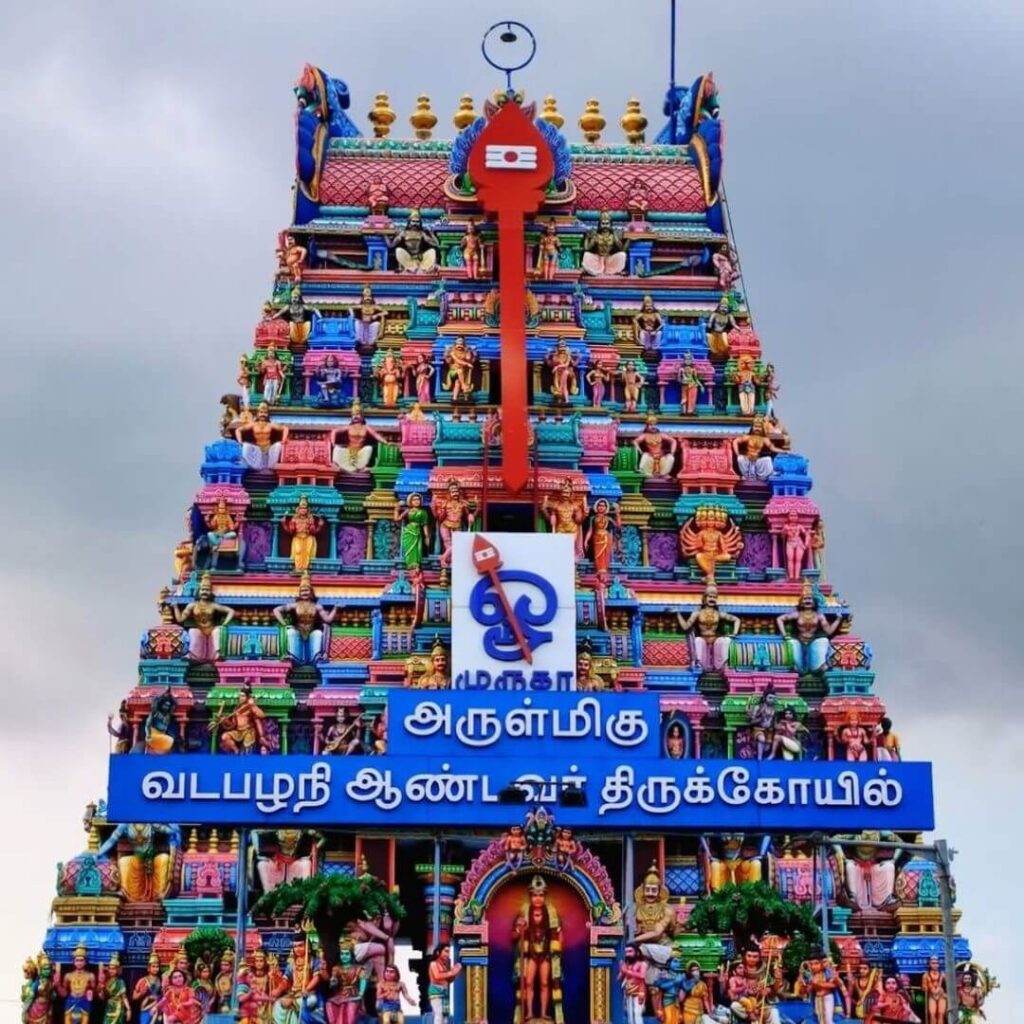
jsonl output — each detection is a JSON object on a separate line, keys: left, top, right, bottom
{"left": 547, "top": 339, "right": 579, "bottom": 404}
{"left": 705, "top": 297, "right": 738, "bottom": 360}
{"left": 211, "top": 682, "right": 270, "bottom": 754}
{"left": 513, "top": 876, "right": 564, "bottom": 1024}
{"left": 331, "top": 405, "right": 386, "bottom": 474}
{"left": 542, "top": 478, "right": 587, "bottom": 558}
{"left": 269, "top": 285, "right": 319, "bottom": 347}
{"left": 732, "top": 416, "right": 777, "bottom": 481}
{"left": 237, "top": 402, "right": 289, "bottom": 470}
{"left": 582, "top": 209, "right": 628, "bottom": 276}
{"left": 406, "top": 639, "right": 451, "bottom": 690}
{"left": 273, "top": 573, "right": 337, "bottom": 664}
{"left": 677, "top": 583, "right": 739, "bottom": 672}
{"left": 96, "top": 822, "right": 181, "bottom": 903}
{"left": 770, "top": 707, "right": 807, "bottom": 760}
{"left": 633, "top": 294, "right": 664, "bottom": 351}
{"left": 202, "top": 498, "right": 243, "bottom": 570}
{"left": 700, "top": 834, "right": 771, "bottom": 891}
{"left": 679, "top": 507, "right": 744, "bottom": 583}
{"left": 316, "top": 354, "right": 346, "bottom": 407}
{"left": 444, "top": 337, "right": 477, "bottom": 403}
{"left": 326, "top": 943, "right": 364, "bottom": 1024}
{"left": 633, "top": 414, "right": 677, "bottom": 477}
{"left": 632, "top": 863, "right": 678, "bottom": 998}
{"left": 389, "top": 209, "right": 440, "bottom": 273}
{"left": 259, "top": 344, "right": 287, "bottom": 404}
{"left": 321, "top": 708, "right": 364, "bottom": 755}
{"left": 173, "top": 573, "right": 234, "bottom": 662}
{"left": 252, "top": 829, "right": 325, "bottom": 892}
{"left": 352, "top": 285, "right": 387, "bottom": 352}
{"left": 136, "top": 688, "right": 178, "bottom": 753}
{"left": 831, "top": 831, "right": 904, "bottom": 912}
{"left": 776, "top": 578, "right": 845, "bottom": 674}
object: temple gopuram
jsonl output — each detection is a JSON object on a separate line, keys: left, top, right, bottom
{"left": 21, "top": 28, "right": 996, "bottom": 1024}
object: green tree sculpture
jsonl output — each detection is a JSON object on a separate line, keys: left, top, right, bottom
{"left": 251, "top": 873, "right": 405, "bottom": 969}
{"left": 183, "top": 926, "right": 233, "bottom": 969}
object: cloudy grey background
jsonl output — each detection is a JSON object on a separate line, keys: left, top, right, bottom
{"left": 1, "top": 0, "right": 1020, "bottom": 1017}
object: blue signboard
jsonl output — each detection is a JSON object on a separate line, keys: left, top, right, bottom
{"left": 107, "top": 754, "right": 934, "bottom": 831}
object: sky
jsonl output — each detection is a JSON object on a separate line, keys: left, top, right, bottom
{"left": 1, "top": 0, "right": 1021, "bottom": 1018}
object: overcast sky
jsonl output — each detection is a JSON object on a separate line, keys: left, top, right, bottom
{"left": 1, "top": 0, "right": 1021, "bottom": 1018}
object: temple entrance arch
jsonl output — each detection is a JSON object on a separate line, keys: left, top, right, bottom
{"left": 452, "top": 812, "right": 623, "bottom": 1024}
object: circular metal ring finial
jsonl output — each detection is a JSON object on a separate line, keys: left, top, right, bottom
{"left": 481, "top": 20, "right": 537, "bottom": 92}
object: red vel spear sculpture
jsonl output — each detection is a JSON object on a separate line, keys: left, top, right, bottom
{"left": 467, "top": 98, "right": 554, "bottom": 494}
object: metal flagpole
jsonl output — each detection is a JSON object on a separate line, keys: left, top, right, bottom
{"left": 818, "top": 840, "right": 830, "bottom": 955}
{"left": 668, "top": 0, "right": 679, "bottom": 145}
{"left": 231, "top": 827, "right": 250, "bottom": 1013}
{"left": 934, "top": 840, "right": 961, "bottom": 1024}
{"left": 432, "top": 836, "right": 443, "bottom": 950}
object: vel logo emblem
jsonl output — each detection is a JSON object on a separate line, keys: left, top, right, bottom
{"left": 469, "top": 535, "right": 556, "bottom": 662}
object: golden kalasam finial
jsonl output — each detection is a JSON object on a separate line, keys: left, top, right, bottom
{"left": 409, "top": 94, "right": 437, "bottom": 141}
{"left": 578, "top": 98, "right": 605, "bottom": 143}
{"left": 368, "top": 93, "right": 397, "bottom": 138}
{"left": 540, "top": 95, "right": 564, "bottom": 130}
{"left": 452, "top": 93, "right": 478, "bottom": 132}
{"left": 620, "top": 97, "right": 647, "bottom": 144}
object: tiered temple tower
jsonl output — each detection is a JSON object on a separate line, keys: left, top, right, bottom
{"left": 21, "top": 59, "right": 994, "bottom": 1024}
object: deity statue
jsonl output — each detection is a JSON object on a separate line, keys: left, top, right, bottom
{"left": 632, "top": 864, "right": 678, "bottom": 988}
{"left": 678, "top": 353, "right": 704, "bottom": 415}
{"left": 427, "top": 944, "right": 462, "bottom": 1024}
{"left": 96, "top": 822, "right": 181, "bottom": 902}
{"left": 268, "top": 285, "right": 319, "bottom": 348}
{"left": 633, "top": 414, "right": 677, "bottom": 477}
{"left": 586, "top": 359, "right": 611, "bottom": 408}
{"left": 665, "top": 721, "right": 687, "bottom": 759}
{"left": 462, "top": 220, "right": 482, "bottom": 280}
{"left": 957, "top": 966, "right": 990, "bottom": 1023}
{"left": 444, "top": 337, "right": 477, "bottom": 402}
{"left": 705, "top": 297, "right": 738, "bottom": 360}
{"left": 576, "top": 648, "right": 618, "bottom": 692}
{"left": 273, "top": 574, "right": 336, "bottom": 664}
{"left": 133, "top": 956, "right": 163, "bottom": 1024}
{"left": 633, "top": 295, "right": 663, "bottom": 351}
{"left": 394, "top": 493, "right": 431, "bottom": 570}
{"left": 867, "top": 977, "right": 919, "bottom": 1023}
{"left": 173, "top": 573, "right": 234, "bottom": 662}
{"left": 411, "top": 353, "right": 435, "bottom": 405}
{"left": 513, "top": 876, "right": 564, "bottom": 1024}
{"left": 554, "top": 827, "right": 578, "bottom": 870}
{"left": 838, "top": 711, "right": 871, "bottom": 761}
{"left": 352, "top": 285, "right": 387, "bottom": 351}
{"left": 795, "top": 957, "right": 850, "bottom": 1024}
{"left": 22, "top": 957, "right": 40, "bottom": 1024}
{"left": 367, "top": 177, "right": 390, "bottom": 218}
{"left": 432, "top": 481, "right": 476, "bottom": 568}
{"left": 283, "top": 496, "right": 323, "bottom": 573}
{"left": 389, "top": 209, "right": 439, "bottom": 273}
{"left": 679, "top": 507, "right": 744, "bottom": 583}
{"left": 711, "top": 245, "right": 739, "bottom": 293}
{"left": 745, "top": 689, "right": 778, "bottom": 760}
{"left": 679, "top": 961, "right": 713, "bottom": 1024}
{"left": 254, "top": 834, "right": 322, "bottom": 895}
{"left": 213, "top": 952, "right": 235, "bottom": 1013}
{"left": 106, "top": 700, "right": 131, "bottom": 754}
{"left": 375, "top": 351, "right": 402, "bottom": 407}
{"left": 875, "top": 717, "right": 901, "bottom": 762}
{"left": 776, "top": 578, "right": 846, "bottom": 675}
{"left": 163, "top": 949, "right": 192, "bottom": 992}
{"left": 585, "top": 499, "right": 621, "bottom": 578}
{"left": 222, "top": 391, "right": 249, "bottom": 434}
{"left": 831, "top": 832, "right": 904, "bottom": 912}
{"left": 211, "top": 683, "right": 270, "bottom": 754}
{"left": 542, "top": 478, "right": 587, "bottom": 558}
{"left": 732, "top": 416, "right": 778, "bottom": 481}
{"left": 237, "top": 402, "right": 289, "bottom": 470}
{"left": 237, "top": 965, "right": 273, "bottom": 1024}
{"left": 156, "top": 969, "right": 202, "bottom": 1024}
{"left": 259, "top": 344, "right": 287, "bottom": 405}
{"left": 677, "top": 583, "right": 739, "bottom": 673}
{"left": 203, "top": 498, "right": 242, "bottom": 570}
{"left": 921, "top": 957, "right": 947, "bottom": 1024}
{"left": 619, "top": 946, "right": 648, "bottom": 1024}
{"left": 315, "top": 354, "right": 345, "bottom": 407}
{"left": 277, "top": 234, "right": 307, "bottom": 283}
{"left": 406, "top": 638, "right": 451, "bottom": 689}
{"left": 24, "top": 955, "right": 54, "bottom": 1024}
{"left": 321, "top": 707, "right": 364, "bottom": 755}
{"left": 56, "top": 947, "right": 95, "bottom": 1024}
{"left": 625, "top": 177, "right": 650, "bottom": 223}
{"left": 621, "top": 361, "right": 645, "bottom": 412}
{"left": 246, "top": 950, "right": 274, "bottom": 1024}
{"left": 731, "top": 354, "right": 758, "bottom": 417}
{"left": 192, "top": 961, "right": 216, "bottom": 1020}
{"left": 547, "top": 339, "right": 580, "bottom": 404}
{"left": 700, "top": 834, "right": 770, "bottom": 891}
{"left": 537, "top": 220, "right": 561, "bottom": 281}
{"left": 138, "top": 688, "right": 178, "bottom": 753}
{"left": 331, "top": 407, "right": 386, "bottom": 474}
{"left": 846, "top": 963, "right": 881, "bottom": 1021}
{"left": 376, "top": 964, "right": 414, "bottom": 1024}
{"left": 781, "top": 512, "right": 812, "bottom": 581}
{"left": 582, "top": 210, "right": 628, "bottom": 276}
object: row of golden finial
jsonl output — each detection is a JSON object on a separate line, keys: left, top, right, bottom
{"left": 367, "top": 93, "right": 649, "bottom": 144}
